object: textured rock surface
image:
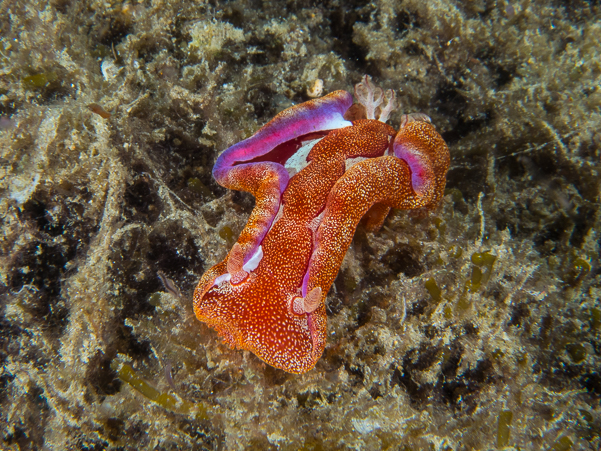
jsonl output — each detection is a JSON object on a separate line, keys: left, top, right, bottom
{"left": 0, "top": 0, "right": 599, "bottom": 449}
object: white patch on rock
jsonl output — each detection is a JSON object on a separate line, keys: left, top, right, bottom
{"left": 101, "top": 59, "right": 122, "bottom": 81}
{"left": 351, "top": 418, "right": 381, "bottom": 434}
{"left": 10, "top": 109, "right": 61, "bottom": 204}
{"left": 188, "top": 20, "right": 244, "bottom": 56}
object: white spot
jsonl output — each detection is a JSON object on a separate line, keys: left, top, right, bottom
{"left": 284, "top": 138, "right": 321, "bottom": 177}
{"left": 267, "top": 432, "right": 288, "bottom": 445}
{"left": 10, "top": 172, "right": 40, "bottom": 204}
{"left": 352, "top": 418, "right": 381, "bottom": 434}
{"left": 306, "top": 79, "right": 324, "bottom": 98}
{"left": 242, "top": 245, "right": 263, "bottom": 272}
{"left": 10, "top": 109, "right": 61, "bottom": 204}
{"left": 101, "top": 59, "right": 122, "bottom": 81}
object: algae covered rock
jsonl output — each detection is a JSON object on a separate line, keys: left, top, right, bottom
{"left": 0, "top": 0, "right": 599, "bottom": 450}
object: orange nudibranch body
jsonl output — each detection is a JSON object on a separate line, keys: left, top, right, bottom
{"left": 194, "top": 76, "right": 450, "bottom": 374}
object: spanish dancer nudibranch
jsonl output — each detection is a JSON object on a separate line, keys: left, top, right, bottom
{"left": 194, "top": 76, "right": 450, "bottom": 374}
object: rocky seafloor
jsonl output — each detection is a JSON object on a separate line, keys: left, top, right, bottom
{"left": 1, "top": 0, "right": 600, "bottom": 449}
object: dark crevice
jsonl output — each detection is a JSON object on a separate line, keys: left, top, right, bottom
{"left": 396, "top": 10, "right": 420, "bottom": 35}
{"left": 329, "top": 5, "right": 379, "bottom": 76}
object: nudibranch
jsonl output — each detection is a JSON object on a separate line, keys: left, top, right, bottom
{"left": 194, "top": 76, "right": 450, "bottom": 374}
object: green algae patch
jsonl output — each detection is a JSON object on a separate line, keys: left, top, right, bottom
{"left": 445, "top": 188, "right": 468, "bottom": 214}
{"left": 342, "top": 270, "right": 358, "bottom": 292}
{"left": 491, "top": 348, "right": 504, "bottom": 360}
{"left": 148, "top": 292, "right": 162, "bottom": 307}
{"left": 565, "top": 257, "right": 591, "bottom": 286}
{"left": 456, "top": 295, "right": 471, "bottom": 311}
{"left": 591, "top": 308, "right": 601, "bottom": 331}
{"left": 566, "top": 343, "right": 587, "bottom": 364}
{"left": 443, "top": 305, "right": 453, "bottom": 319}
{"left": 112, "top": 362, "right": 208, "bottom": 420}
{"left": 468, "top": 266, "right": 483, "bottom": 292}
{"left": 187, "top": 177, "right": 213, "bottom": 198}
{"left": 425, "top": 278, "right": 442, "bottom": 303}
{"left": 471, "top": 251, "right": 496, "bottom": 277}
{"left": 445, "top": 188, "right": 463, "bottom": 203}
{"left": 219, "top": 225, "right": 235, "bottom": 245}
{"left": 551, "top": 436, "right": 573, "bottom": 451}
{"left": 496, "top": 410, "right": 513, "bottom": 447}
{"left": 571, "top": 258, "right": 590, "bottom": 273}
{"left": 22, "top": 71, "right": 58, "bottom": 89}
{"left": 447, "top": 244, "right": 463, "bottom": 259}
{"left": 433, "top": 217, "right": 446, "bottom": 237}
{"left": 467, "top": 251, "right": 497, "bottom": 291}
{"left": 453, "top": 252, "right": 498, "bottom": 311}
